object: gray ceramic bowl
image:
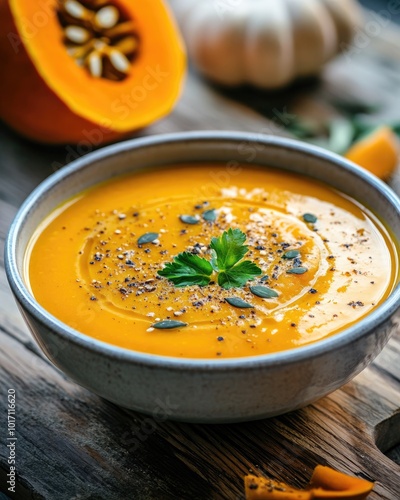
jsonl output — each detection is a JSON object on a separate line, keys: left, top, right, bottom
{"left": 5, "top": 132, "right": 400, "bottom": 423}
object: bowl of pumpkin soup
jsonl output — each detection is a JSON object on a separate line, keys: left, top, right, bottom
{"left": 5, "top": 132, "right": 400, "bottom": 422}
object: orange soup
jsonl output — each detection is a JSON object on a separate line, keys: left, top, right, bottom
{"left": 26, "top": 164, "right": 399, "bottom": 358}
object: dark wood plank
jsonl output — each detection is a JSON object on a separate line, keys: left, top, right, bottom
{"left": 0, "top": 323, "right": 399, "bottom": 499}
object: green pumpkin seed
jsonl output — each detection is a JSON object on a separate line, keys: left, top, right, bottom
{"left": 287, "top": 267, "right": 308, "bottom": 275}
{"left": 303, "top": 213, "right": 317, "bottom": 223}
{"left": 152, "top": 320, "right": 187, "bottom": 330}
{"left": 138, "top": 232, "right": 158, "bottom": 245}
{"left": 202, "top": 209, "right": 217, "bottom": 222}
{"left": 283, "top": 250, "right": 300, "bottom": 260}
{"left": 250, "top": 286, "right": 279, "bottom": 298}
{"left": 225, "top": 297, "right": 254, "bottom": 308}
{"left": 179, "top": 215, "right": 200, "bottom": 225}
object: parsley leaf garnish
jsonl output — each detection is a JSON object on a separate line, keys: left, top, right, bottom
{"left": 210, "top": 229, "right": 261, "bottom": 288}
{"left": 210, "top": 228, "right": 248, "bottom": 270}
{"left": 158, "top": 252, "right": 213, "bottom": 287}
{"left": 158, "top": 229, "right": 261, "bottom": 289}
{"left": 218, "top": 260, "right": 262, "bottom": 289}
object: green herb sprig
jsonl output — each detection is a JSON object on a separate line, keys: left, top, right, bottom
{"left": 158, "top": 228, "right": 261, "bottom": 290}
{"left": 284, "top": 99, "right": 400, "bottom": 155}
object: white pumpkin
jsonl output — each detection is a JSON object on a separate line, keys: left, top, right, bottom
{"left": 169, "top": 0, "right": 362, "bottom": 88}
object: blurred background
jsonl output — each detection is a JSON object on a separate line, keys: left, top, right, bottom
{"left": 1, "top": 0, "right": 400, "bottom": 499}
{"left": 361, "top": 0, "right": 400, "bottom": 22}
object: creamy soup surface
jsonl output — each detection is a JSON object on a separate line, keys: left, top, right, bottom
{"left": 27, "top": 164, "right": 399, "bottom": 358}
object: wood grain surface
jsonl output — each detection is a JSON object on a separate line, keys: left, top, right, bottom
{"left": 1, "top": 11, "right": 400, "bottom": 500}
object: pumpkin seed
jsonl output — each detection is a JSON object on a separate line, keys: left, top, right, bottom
{"left": 138, "top": 232, "right": 159, "bottom": 245}
{"left": 152, "top": 320, "right": 187, "bottom": 330}
{"left": 95, "top": 6, "right": 119, "bottom": 29}
{"left": 283, "top": 250, "right": 300, "bottom": 260}
{"left": 109, "top": 49, "right": 130, "bottom": 73}
{"left": 260, "top": 275, "right": 269, "bottom": 282}
{"left": 87, "top": 51, "right": 102, "bottom": 78}
{"left": 179, "top": 215, "right": 200, "bottom": 225}
{"left": 250, "top": 286, "right": 278, "bottom": 298}
{"left": 58, "top": 0, "right": 137, "bottom": 81}
{"left": 115, "top": 36, "right": 138, "bottom": 55}
{"left": 64, "top": 0, "right": 87, "bottom": 20}
{"left": 287, "top": 267, "right": 308, "bottom": 275}
{"left": 64, "top": 25, "right": 91, "bottom": 44}
{"left": 66, "top": 44, "right": 90, "bottom": 60}
{"left": 303, "top": 213, "right": 317, "bottom": 223}
{"left": 225, "top": 297, "right": 254, "bottom": 308}
{"left": 93, "top": 39, "right": 106, "bottom": 51}
{"left": 202, "top": 209, "right": 217, "bottom": 222}
{"left": 104, "top": 21, "right": 136, "bottom": 39}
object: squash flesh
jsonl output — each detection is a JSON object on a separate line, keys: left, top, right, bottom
{"left": 245, "top": 466, "right": 374, "bottom": 500}
{"left": 345, "top": 126, "right": 399, "bottom": 180}
{"left": 0, "top": 0, "right": 186, "bottom": 142}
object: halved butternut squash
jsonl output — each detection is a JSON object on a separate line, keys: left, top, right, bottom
{"left": 0, "top": 0, "right": 186, "bottom": 144}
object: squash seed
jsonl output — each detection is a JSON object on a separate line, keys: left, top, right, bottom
{"left": 115, "top": 36, "right": 138, "bottom": 55}
{"left": 87, "top": 51, "right": 102, "bottom": 78}
{"left": 64, "top": 0, "right": 87, "bottom": 20}
{"left": 104, "top": 21, "right": 136, "bottom": 39}
{"left": 109, "top": 50, "right": 130, "bottom": 73}
{"left": 64, "top": 26, "right": 91, "bottom": 44}
{"left": 95, "top": 6, "right": 119, "bottom": 29}
{"left": 58, "top": 0, "right": 139, "bottom": 81}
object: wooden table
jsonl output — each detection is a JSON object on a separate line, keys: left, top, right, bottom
{"left": 1, "top": 12, "right": 400, "bottom": 500}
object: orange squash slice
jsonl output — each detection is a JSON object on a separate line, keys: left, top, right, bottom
{"left": 345, "top": 126, "right": 399, "bottom": 180}
{"left": 0, "top": 0, "right": 186, "bottom": 144}
{"left": 245, "top": 466, "right": 374, "bottom": 500}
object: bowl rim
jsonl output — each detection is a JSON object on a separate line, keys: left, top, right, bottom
{"left": 5, "top": 130, "right": 400, "bottom": 371}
